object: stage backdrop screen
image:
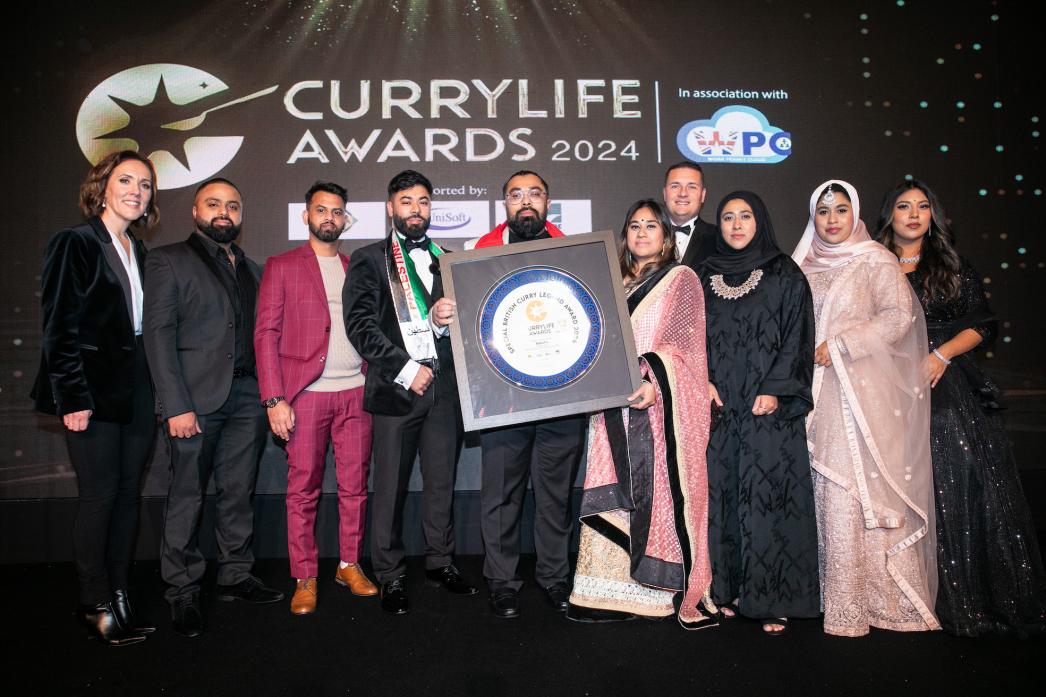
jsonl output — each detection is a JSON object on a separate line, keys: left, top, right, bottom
{"left": 2, "top": 0, "right": 1041, "bottom": 499}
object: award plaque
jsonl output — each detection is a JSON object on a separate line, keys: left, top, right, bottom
{"left": 440, "top": 230, "right": 641, "bottom": 431}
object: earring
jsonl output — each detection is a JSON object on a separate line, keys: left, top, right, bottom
{"left": 102, "top": 202, "right": 107, "bottom": 208}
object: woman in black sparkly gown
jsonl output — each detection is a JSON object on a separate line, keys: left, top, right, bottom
{"left": 878, "top": 179, "right": 1046, "bottom": 637}
{"left": 699, "top": 191, "right": 820, "bottom": 635}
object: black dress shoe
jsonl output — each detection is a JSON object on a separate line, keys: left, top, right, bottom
{"left": 544, "top": 583, "right": 570, "bottom": 612}
{"left": 170, "top": 595, "right": 204, "bottom": 638}
{"left": 216, "top": 576, "right": 285, "bottom": 604}
{"left": 424, "top": 565, "right": 478, "bottom": 595}
{"left": 113, "top": 589, "right": 156, "bottom": 634}
{"left": 79, "top": 602, "right": 146, "bottom": 646}
{"left": 380, "top": 577, "right": 410, "bottom": 615}
{"left": 490, "top": 589, "right": 520, "bottom": 619}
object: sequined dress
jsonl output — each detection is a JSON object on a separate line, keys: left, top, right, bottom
{"left": 908, "top": 259, "right": 1046, "bottom": 637}
{"left": 701, "top": 255, "right": 821, "bottom": 620}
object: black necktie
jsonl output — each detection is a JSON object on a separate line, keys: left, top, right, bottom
{"left": 402, "top": 236, "right": 430, "bottom": 252}
{"left": 673, "top": 224, "right": 692, "bottom": 235}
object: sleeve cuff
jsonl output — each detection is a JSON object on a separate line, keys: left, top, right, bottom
{"left": 394, "top": 360, "right": 421, "bottom": 390}
{"left": 429, "top": 314, "right": 450, "bottom": 337}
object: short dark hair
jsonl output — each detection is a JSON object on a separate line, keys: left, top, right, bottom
{"left": 305, "top": 181, "right": 348, "bottom": 207}
{"left": 502, "top": 170, "right": 550, "bottom": 198}
{"left": 387, "top": 170, "right": 433, "bottom": 199}
{"left": 78, "top": 150, "right": 160, "bottom": 233}
{"left": 195, "top": 177, "right": 241, "bottom": 197}
{"left": 664, "top": 160, "right": 704, "bottom": 184}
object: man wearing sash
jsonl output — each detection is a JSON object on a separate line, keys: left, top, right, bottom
{"left": 144, "top": 178, "right": 283, "bottom": 638}
{"left": 466, "top": 171, "right": 587, "bottom": 619}
{"left": 343, "top": 170, "right": 477, "bottom": 615}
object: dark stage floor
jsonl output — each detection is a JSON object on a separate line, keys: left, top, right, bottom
{"left": 8, "top": 556, "right": 1044, "bottom": 697}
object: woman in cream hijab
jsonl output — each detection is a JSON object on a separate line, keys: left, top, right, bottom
{"left": 793, "top": 179, "right": 940, "bottom": 637}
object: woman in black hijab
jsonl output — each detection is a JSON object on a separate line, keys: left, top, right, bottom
{"left": 699, "top": 191, "right": 819, "bottom": 635}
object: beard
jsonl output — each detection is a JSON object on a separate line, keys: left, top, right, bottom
{"left": 392, "top": 213, "right": 430, "bottom": 240}
{"left": 506, "top": 207, "right": 547, "bottom": 240}
{"left": 309, "top": 221, "right": 344, "bottom": 243}
{"left": 196, "top": 216, "right": 241, "bottom": 244}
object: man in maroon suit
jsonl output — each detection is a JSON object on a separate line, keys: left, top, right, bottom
{"left": 254, "top": 181, "right": 376, "bottom": 615}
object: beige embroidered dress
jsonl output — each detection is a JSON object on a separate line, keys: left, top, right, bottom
{"left": 795, "top": 179, "right": 940, "bottom": 637}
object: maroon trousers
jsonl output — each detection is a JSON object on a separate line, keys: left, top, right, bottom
{"left": 285, "top": 386, "right": 372, "bottom": 579}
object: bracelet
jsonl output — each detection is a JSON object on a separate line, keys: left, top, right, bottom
{"left": 932, "top": 349, "right": 951, "bottom": 365}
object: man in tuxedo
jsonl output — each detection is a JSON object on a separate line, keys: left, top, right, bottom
{"left": 662, "top": 161, "right": 718, "bottom": 270}
{"left": 255, "top": 181, "right": 376, "bottom": 615}
{"left": 466, "top": 170, "right": 587, "bottom": 619}
{"left": 343, "top": 169, "right": 477, "bottom": 615}
{"left": 144, "top": 177, "right": 282, "bottom": 638}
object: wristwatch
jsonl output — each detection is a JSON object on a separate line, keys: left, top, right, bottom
{"left": 262, "top": 395, "right": 285, "bottom": 408}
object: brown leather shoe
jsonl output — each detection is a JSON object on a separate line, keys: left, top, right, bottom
{"left": 290, "top": 578, "right": 317, "bottom": 615}
{"left": 334, "top": 563, "right": 378, "bottom": 596}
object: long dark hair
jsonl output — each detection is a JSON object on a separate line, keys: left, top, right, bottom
{"left": 617, "top": 199, "right": 676, "bottom": 289}
{"left": 876, "top": 179, "right": 961, "bottom": 301}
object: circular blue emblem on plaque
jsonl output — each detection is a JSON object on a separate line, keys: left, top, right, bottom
{"left": 478, "top": 266, "right": 604, "bottom": 391}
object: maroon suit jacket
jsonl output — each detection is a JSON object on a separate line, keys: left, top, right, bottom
{"left": 255, "top": 243, "right": 354, "bottom": 405}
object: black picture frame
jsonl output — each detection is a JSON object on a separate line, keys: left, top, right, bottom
{"left": 439, "top": 230, "right": 642, "bottom": 431}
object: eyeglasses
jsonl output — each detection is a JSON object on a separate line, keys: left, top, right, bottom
{"left": 505, "top": 188, "right": 547, "bottom": 204}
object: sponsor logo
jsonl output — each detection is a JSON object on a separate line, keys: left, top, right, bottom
{"left": 676, "top": 105, "right": 791, "bottom": 164}
{"left": 546, "top": 203, "right": 563, "bottom": 226}
{"left": 287, "top": 200, "right": 490, "bottom": 240}
{"left": 430, "top": 208, "right": 472, "bottom": 231}
{"left": 76, "top": 63, "right": 277, "bottom": 189}
{"left": 287, "top": 201, "right": 387, "bottom": 240}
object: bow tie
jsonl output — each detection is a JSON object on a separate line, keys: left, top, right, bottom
{"left": 673, "top": 224, "right": 692, "bottom": 236}
{"left": 402, "top": 236, "right": 431, "bottom": 252}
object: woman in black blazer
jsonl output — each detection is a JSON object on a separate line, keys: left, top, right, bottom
{"left": 32, "top": 150, "right": 159, "bottom": 645}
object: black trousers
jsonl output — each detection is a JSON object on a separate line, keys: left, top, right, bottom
{"left": 160, "top": 376, "right": 267, "bottom": 602}
{"left": 480, "top": 416, "right": 587, "bottom": 592}
{"left": 66, "top": 342, "right": 156, "bottom": 605}
{"left": 369, "top": 381, "right": 462, "bottom": 583}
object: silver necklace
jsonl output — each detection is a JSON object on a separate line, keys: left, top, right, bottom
{"left": 710, "top": 269, "right": 764, "bottom": 300}
{"left": 899, "top": 253, "right": 921, "bottom": 264}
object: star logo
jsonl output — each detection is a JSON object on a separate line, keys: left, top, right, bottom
{"left": 75, "top": 64, "right": 277, "bottom": 189}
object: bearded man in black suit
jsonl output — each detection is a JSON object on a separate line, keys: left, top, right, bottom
{"left": 144, "top": 177, "right": 283, "bottom": 638}
{"left": 343, "top": 169, "right": 477, "bottom": 615}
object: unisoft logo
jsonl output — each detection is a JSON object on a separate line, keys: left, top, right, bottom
{"left": 430, "top": 208, "right": 472, "bottom": 231}
{"left": 75, "top": 64, "right": 277, "bottom": 189}
{"left": 676, "top": 105, "right": 792, "bottom": 164}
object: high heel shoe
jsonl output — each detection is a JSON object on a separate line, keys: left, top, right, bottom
{"left": 113, "top": 589, "right": 156, "bottom": 634}
{"left": 78, "top": 602, "right": 146, "bottom": 646}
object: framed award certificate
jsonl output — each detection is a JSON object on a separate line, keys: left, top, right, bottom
{"left": 439, "top": 230, "right": 642, "bottom": 431}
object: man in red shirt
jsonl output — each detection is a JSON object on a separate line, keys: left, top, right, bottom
{"left": 466, "top": 171, "right": 586, "bottom": 619}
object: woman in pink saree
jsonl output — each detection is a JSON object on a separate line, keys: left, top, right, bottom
{"left": 567, "top": 199, "right": 715, "bottom": 630}
{"left": 793, "top": 179, "right": 940, "bottom": 636}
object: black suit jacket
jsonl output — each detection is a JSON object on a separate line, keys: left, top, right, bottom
{"left": 32, "top": 217, "right": 149, "bottom": 422}
{"left": 143, "top": 233, "right": 262, "bottom": 418}
{"left": 680, "top": 217, "right": 719, "bottom": 273}
{"left": 343, "top": 234, "right": 456, "bottom": 416}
